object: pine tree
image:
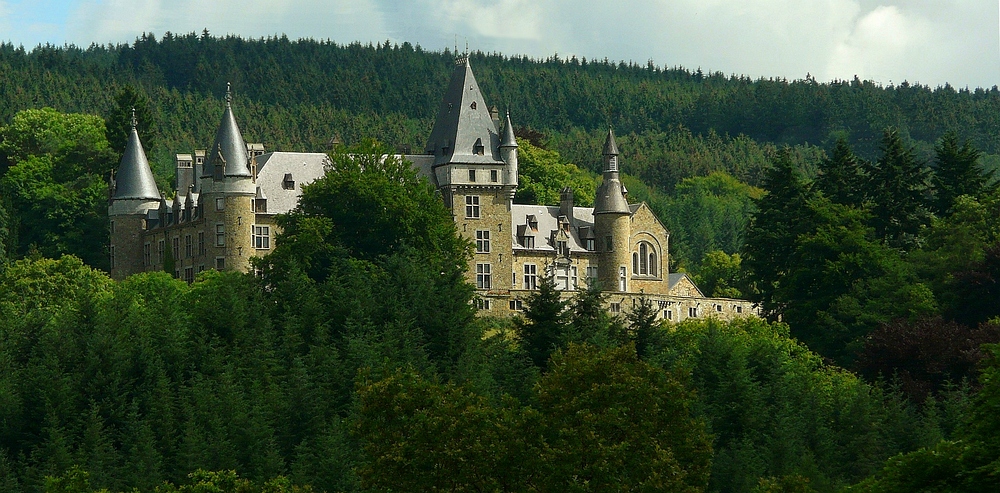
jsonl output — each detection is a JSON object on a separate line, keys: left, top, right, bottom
{"left": 815, "top": 137, "right": 866, "bottom": 207}
{"left": 932, "top": 131, "right": 991, "bottom": 215}
{"left": 516, "top": 274, "right": 568, "bottom": 368}
{"left": 865, "top": 128, "right": 931, "bottom": 249}
{"left": 742, "top": 149, "right": 816, "bottom": 319}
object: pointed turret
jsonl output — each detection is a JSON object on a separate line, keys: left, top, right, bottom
{"left": 500, "top": 111, "right": 517, "bottom": 149}
{"left": 112, "top": 110, "right": 160, "bottom": 201}
{"left": 500, "top": 110, "right": 518, "bottom": 187}
{"left": 425, "top": 56, "right": 502, "bottom": 165}
{"left": 593, "top": 128, "right": 629, "bottom": 214}
{"left": 206, "top": 83, "right": 251, "bottom": 178}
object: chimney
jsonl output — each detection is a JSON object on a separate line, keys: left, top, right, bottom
{"left": 560, "top": 187, "right": 574, "bottom": 226}
{"left": 490, "top": 105, "right": 500, "bottom": 131}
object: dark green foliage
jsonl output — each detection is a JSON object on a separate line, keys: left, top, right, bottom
{"left": 627, "top": 295, "right": 660, "bottom": 360}
{"left": 815, "top": 137, "right": 866, "bottom": 208}
{"left": 105, "top": 85, "right": 156, "bottom": 158}
{"left": 516, "top": 274, "right": 568, "bottom": 368}
{"left": 932, "top": 131, "right": 991, "bottom": 216}
{"left": 353, "top": 344, "right": 713, "bottom": 492}
{"left": 514, "top": 141, "right": 597, "bottom": 207}
{"left": 865, "top": 128, "right": 931, "bottom": 249}
{"left": 742, "top": 149, "right": 816, "bottom": 319}
{"left": 655, "top": 318, "right": 935, "bottom": 493}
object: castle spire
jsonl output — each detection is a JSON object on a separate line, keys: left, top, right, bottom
{"left": 500, "top": 110, "right": 517, "bottom": 149}
{"left": 206, "top": 82, "right": 251, "bottom": 178}
{"left": 593, "top": 128, "right": 629, "bottom": 214}
{"left": 111, "top": 113, "right": 160, "bottom": 201}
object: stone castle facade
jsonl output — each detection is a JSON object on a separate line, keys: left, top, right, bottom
{"left": 109, "top": 58, "right": 758, "bottom": 322}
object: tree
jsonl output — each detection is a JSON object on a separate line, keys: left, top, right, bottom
{"left": 815, "top": 137, "right": 866, "bottom": 208}
{"left": 0, "top": 108, "right": 116, "bottom": 269}
{"left": 932, "top": 131, "right": 990, "bottom": 216}
{"left": 742, "top": 149, "right": 816, "bottom": 319}
{"left": 627, "top": 294, "right": 660, "bottom": 359}
{"left": 693, "top": 250, "right": 744, "bottom": 298}
{"left": 514, "top": 141, "right": 597, "bottom": 207}
{"left": 105, "top": 85, "right": 157, "bottom": 159}
{"left": 516, "top": 274, "right": 568, "bottom": 368}
{"left": 865, "top": 128, "right": 931, "bottom": 249}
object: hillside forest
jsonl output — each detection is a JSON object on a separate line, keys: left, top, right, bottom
{"left": 2, "top": 33, "right": 1000, "bottom": 492}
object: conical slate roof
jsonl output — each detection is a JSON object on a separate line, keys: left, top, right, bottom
{"left": 112, "top": 120, "right": 160, "bottom": 201}
{"left": 501, "top": 110, "right": 518, "bottom": 148}
{"left": 206, "top": 85, "right": 251, "bottom": 177}
{"left": 425, "top": 56, "right": 502, "bottom": 165}
{"left": 594, "top": 128, "right": 629, "bottom": 215}
{"left": 603, "top": 128, "right": 620, "bottom": 156}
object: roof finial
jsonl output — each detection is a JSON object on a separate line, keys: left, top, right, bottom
{"left": 465, "top": 38, "right": 469, "bottom": 56}
{"left": 130, "top": 107, "right": 137, "bottom": 129}
{"left": 225, "top": 82, "right": 232, "bottom": 107}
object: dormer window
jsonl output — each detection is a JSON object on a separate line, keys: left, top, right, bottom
{"left": 471, "top": 101, "right": 477, "bottom": 110}
{"left": 473, "top": 138, "right": 485, "bottom": 156}
{"left": 283, "top": 173, "right": 295, "bottom": 190}
{"left": 526, "top": 215, "right": 538, "bottom": 232}
{"left": 522, "top": 236, "right": 535, "bottom": 249}
{"left": 557, "top": 240, "right": 569, "bottom": 257}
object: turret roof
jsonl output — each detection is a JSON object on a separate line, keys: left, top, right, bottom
{"left": 206, "top": 84, "right": 251, "bottom": 177}
{"left": 603, "top": 128, "right": 619, "bottom": 156}
{"left": 501, "top": 110, "right": 518, "bottom": 148}
{"left": 112, "top": 116, "right": 160, "bottom": 201}
{"left": 425, "top": 56, "right": 503, "bottom": 165}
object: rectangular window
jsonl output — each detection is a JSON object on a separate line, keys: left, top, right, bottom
{"left": 605, "top": 236, "right": 614, "bottom": 252}
{"left": 198, "top": 265, "right": 205, "bottom": 273}
{"left": 185, "top": 235, "right": 192, "bottom": 258}
{"left": 490, "top": 169, "right": 498, "bottom": 182}
{"left": 172, "top": 237, "right": 180, "bottom": 260}
{"left": 476, "top": 263, "right": 492, "bottom": 289}
{"left": 468, "top": 169, "right": 476, "bottom": 182}
{"left": 736, "top": 305, "right": 743, "bottom": 314}
{"left": 110, "top": 245, "right": 115, "bottom": 269}
{"left": 475, "top": 298, "right": 491, "bottom": 310}
{"left": 571, "top": 266, "right": 578, "bottom": 290}
{"left": 216, "top": 224, "right": 225, "bottom": 246}
{"left": 665, "top": 309, "right": 672, "bottom": 320}
{"left": 522, "top": 236, "right": 534, "bottom": 248}
{"left": 110, "top": 220, "right": 115, "bottom": 234}
{"left": 465, "top": 195, "right": 480, "bottom": 218}
{"left": 689, "top": 306, "right": 698, "bottom": 318}
{"left": 716, "top": 304, "right": 723, "bottom": 312}
{"left": 585, "top": 238, "right": 595, "bottom": 251}
{"left": 610, "top": 302, "right": 621, "bottom": 314}
{"left": 143, "top": 243, "right": 151, "bottom": 266}
{"left": 216, "top": 257, "right": 225, "bottom": 270}
{"left": 557, "top": 240, "right": 569, "bottom": 256}
{"left": 475, "top": 230, "right": 491, "bottom": 253}
{"left": 509, "top": 299, "right": 523, "bottom": 311}
{"left": 523, "top": 264, "right": 537, "bottom": 290}
{"left": 158, "top": 240, "right": 164, "bottom": 263}
{"left": 184, "top": 267, "right": 193, "bottom": 283}
{"left": 619, "top": 266, "right": 627, "bottom": 291}
{"left": 253, "top": 225, "right": 270, "bottom": 249}
{"left": 198, "top": 232, "right": 205, "bottom": 255}
{"left": 216, "top": 197, "right": 225, "bottom": 211}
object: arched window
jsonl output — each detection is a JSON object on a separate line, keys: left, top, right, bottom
{"left": 634, "top": 241, "right": 658, "bottom": 276}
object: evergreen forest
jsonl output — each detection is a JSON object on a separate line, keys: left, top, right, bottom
{"left": 2, "top": 33, "right": 1000, "bottom": 492}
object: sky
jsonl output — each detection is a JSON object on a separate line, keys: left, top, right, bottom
{"left": 0, "top": 0, "right": 997, "bottom": 89}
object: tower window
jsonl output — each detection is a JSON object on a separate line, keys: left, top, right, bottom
{"left": 465, "top": 195, "right": 480, "bottom": 218}
{"left": 619, "top": 266, "right": 627, "bottom": 291}
{"left": 476, "top": 263, "right": 492, "bottom": 289}
{"left": 216, "top": 224, "right": 225, "bottom": 246}
{"left": 476, "top": 230, "right": 491, "bottom": 253}
{"left": 605, "top": 236, "right": 614, "bottom": 252}
{"left": 216, "top": 197, "right": 225, "bottom": 211}
{"left": 110, "top": 245, "right": 115, "bottom": 269}
{"left": 253, "top": 225, "right": 271, "bottom": 249}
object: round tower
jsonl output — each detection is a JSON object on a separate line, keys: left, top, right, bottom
{"left": 108, "top": 110, "right": 161, "bottom": 280}
{"left": 593, "top": 128, "right": 631, "bottom": 292}
{"left": 200, "top": 84, "right": 256, "bottom": 272}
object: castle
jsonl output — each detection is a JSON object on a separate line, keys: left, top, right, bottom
{"left": 109, "top": 57, "right": 757, "bottom": 321}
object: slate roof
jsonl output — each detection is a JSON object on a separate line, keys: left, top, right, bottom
{"left": 594, "top": 128, "right": 630, "bottom": 215}
{"left": 510, "top": 204, "right": 596, "bottom": 252}
{"left": 501, "top": 111, "right": 517, "bottom": 148}
{"left": 424, "top": 57, "right": 504, "bottom": 166}
{"left": 206, "top": 88, "right": 251, "bottom": 178}
{"left": 255, "top": 152, "right": 331, "bottom": 214}
{"left": 112, "top": 125, "right": 160, "bottom": 201}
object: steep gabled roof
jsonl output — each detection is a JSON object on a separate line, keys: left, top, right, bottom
{"left": 425, "top": 56, "right": 502, "bottom": 165}
{"left": 112, "top": 122, "right": 160, "bottom": 201}
{"left": 206, "top": 85, "right": 251, "bottom": 177}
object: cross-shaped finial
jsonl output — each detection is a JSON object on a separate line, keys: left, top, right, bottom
{"left": 130, "top": 107, "right": 137, "bottom": 129}
{"left": 225, "top": 82, "right": 232, "bottom": 106}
